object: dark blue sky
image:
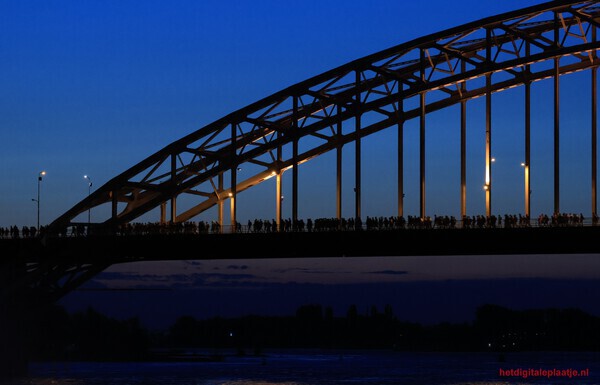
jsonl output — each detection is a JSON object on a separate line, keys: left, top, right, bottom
{"left": 3, "top": 0, "right": 600, "bottom": 328}
{"left": 2, "top": 0, "right": 580, "bottom": 229}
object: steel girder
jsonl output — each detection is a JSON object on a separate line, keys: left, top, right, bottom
{"left": 48, "top": 0, "right": 600, "bottom": 234}
{"left": 1, "top": 256, "right": 111, "bottom": 307}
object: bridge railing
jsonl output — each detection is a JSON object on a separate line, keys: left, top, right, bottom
{"left": 2, "top": 213, "right": 597, "bottom": 239}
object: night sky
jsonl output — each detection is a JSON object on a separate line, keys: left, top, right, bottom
{"left": 3, "top": 0, "right": 600, "bottom": 330}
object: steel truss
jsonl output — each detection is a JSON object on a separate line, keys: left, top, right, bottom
{"left": 1, "top": 253, "right": 112, "bottom": 307}
{"left": 48, "top": 0, "right": 600, "bottom": 235}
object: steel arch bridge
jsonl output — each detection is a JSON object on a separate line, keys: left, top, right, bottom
{"left": 48, "top": 0, "right": 600, "bottom": 235}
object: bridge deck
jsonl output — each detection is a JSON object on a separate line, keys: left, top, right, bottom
{"left": 3, "top": 226, "right": 599, "bottom": 264}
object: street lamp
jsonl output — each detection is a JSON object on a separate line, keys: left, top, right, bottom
{"left": 521, "top": 162, "right": 531, "bottom": 218}
{"left": 36, "top": 171, "right": 46, "bottom": 232}
{"left": 484, "top": 158, "right": 496, "bottom": 216}
{"left": 483, "top": 159, "right": 496, "bottom": 189}
{"left": 84, "top": 175, "right": 92, "bottom": 228}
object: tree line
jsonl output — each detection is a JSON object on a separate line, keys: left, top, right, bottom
{"left": 25, "top": 303, "right": 600, "bottom": 362}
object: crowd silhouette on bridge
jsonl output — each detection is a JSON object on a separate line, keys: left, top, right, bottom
{"left": 0, "top": 212, "right": 595, "bottom": 239}
{"left": 98, "top": 212, "right": 595, "bottom": 236}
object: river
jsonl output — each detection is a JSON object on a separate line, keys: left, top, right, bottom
{"left": 5, "top": 350, "right": 600, "bottom": 385}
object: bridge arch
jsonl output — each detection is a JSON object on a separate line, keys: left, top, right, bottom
{"left": 48, "top": 0, "right": 600, "bottom": 235}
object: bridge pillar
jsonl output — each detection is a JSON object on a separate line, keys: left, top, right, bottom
{"left": 337, "top": 105, "right": 343, "bottom": 223}
{"left": 230, "top": 181, "right": 237, "bottom": 233}
{"left": 160, "top": 202, "right": 166, "bottom": 224}
{"left": 170, "top": 154, "right": 177, "bottom": 223}
{"left": 523, "top": 71, "right": 531, "bottom": 220}
{"left": 355, "top": 70, "right": 362, "bottom": 224}
{"left": 420, "top": 91, "right": 426, "bottom": 220}
{"left": 554, "top": 57, "right": 560, "bottom": 215}
{"left": 419, "top": 49, "right": 426, "bottom": 220}
{"left": 525, "top": 45, "right": 531, "bottom": 219}
{"left": 460, "top": 61, "right": 467, "bottom": 219}
{"left": 230, "top": 123, "right": 238, "bottom": 233}
{"left": 170, "top": 197, "right": 177, "bottom": 224}
{"left": 592, "top": 30, "right": 597, "bottom": 219}
{"left": 292, "top": 96, "right": 299, "bottom": 229}
{"left": 277, "top": 130, "right": 283, "bottom": 232}
{"left": 0, "top": 258, "right": 31, "bottom": 379}
{"left": 485, "top": 73, "right": 492, "bottom": 217}
{"left": 218, "top": 173, "right": 224, "bottom": 232}
{"left": 276, "top": 172, "right": 282, "bottom": 231}
{"left": 484, "top": 29, "right": 493, "bottom": 218}
{"left": 398, "top": 94, "right": 404, "bottom": 218}
{"left": 0, "top": 304, "right": 28, "bottom": 379}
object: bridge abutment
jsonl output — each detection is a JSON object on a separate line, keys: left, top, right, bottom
{"left": 0, "top": 243, "right": 40, "bottom": 380}
{"left": 0, "top": 303, "right": 29, "bottom": 379}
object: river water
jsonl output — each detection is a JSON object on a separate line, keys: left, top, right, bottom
{"left": 5, "top": 350, "right": 600, "bottom": 385}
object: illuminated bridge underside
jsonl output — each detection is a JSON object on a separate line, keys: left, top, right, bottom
{"left": 50, "top": 0, "right": 600, "bottom": 234}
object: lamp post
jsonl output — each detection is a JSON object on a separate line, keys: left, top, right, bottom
{"left": 84, "top": 175, "right": 92, "bottom": 228}
{"left": 483, "top": 158, "right": 496, "bottom": 215}
{"left": 521, "top": 162, "right": 530, "bottom": 219}
{"left": 36, "top": 171, "right": 46, "bottom": 232}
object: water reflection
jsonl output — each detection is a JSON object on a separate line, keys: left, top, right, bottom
{"left": 7, "top": 351, "right": 600, "bottom": 385}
